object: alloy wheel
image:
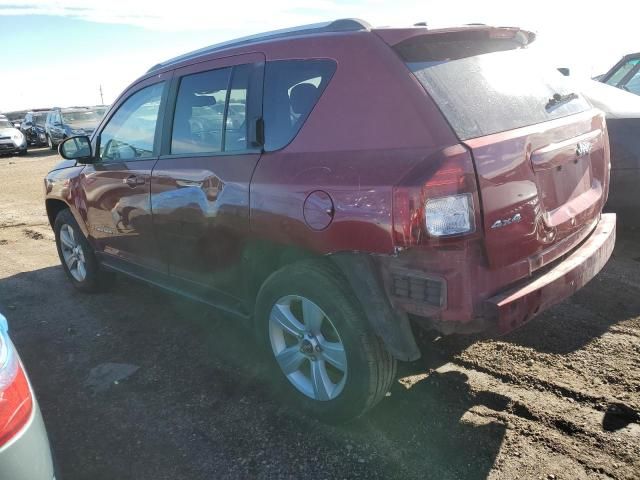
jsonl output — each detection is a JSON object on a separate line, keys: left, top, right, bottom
{"left": 268, "top": 295, "right": 347, "bottom": 401}
{"left": 59, "top": 224, "right": 87, "bottom": 282}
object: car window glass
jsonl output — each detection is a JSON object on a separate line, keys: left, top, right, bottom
{"left": 171, "top": 67, "right": 231, "bottom": 154}
{"left": 224, "top": 64, "right": 251, "bottom": 152}
{"left": 34, "top": 113, "right": 47, "bottom": 126}
{"left": 403, "top": 48, "right": 590, "bottom": 140}
{"left": 99, "top": 82, "right": 164, "bottom": 162}
{"left": 624, "top": 70, "right": 640, "bottom": 95}
{"left": 606, "top": 59, "right": 640, "bottom": 86}
{"left": 263, "top": 59, "right": 337, "bottom": 151}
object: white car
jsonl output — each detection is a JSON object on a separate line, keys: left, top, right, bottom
{"left": 0, "top": 117, "right": 28, "bottom": 156}
{"left": 0, "top": 313, "right": 56, "bottom": 480}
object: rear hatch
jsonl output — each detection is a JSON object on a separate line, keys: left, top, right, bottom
{"left": 390, "top": 29, "right": 609, "bottom": 270}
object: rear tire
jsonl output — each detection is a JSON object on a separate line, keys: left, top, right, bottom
{"left": 255, "top": 259, "right": 397, "bottom": 423}
{"left": 53, "top": 209, "right": 114, "bottom": 292}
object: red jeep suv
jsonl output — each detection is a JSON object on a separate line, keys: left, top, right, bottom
{"left": 45, "top": 19, "right": 616, "bottom": 422}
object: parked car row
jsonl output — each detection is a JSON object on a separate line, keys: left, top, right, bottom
{"left": 0, "top": 106, "right": 109, "bottom": 157}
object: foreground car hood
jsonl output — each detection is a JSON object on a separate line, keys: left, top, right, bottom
{"left": 0, "top": 127, "right": 19, "bottom": 137}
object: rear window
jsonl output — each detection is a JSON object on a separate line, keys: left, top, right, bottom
{"left": 396, "top": 42, "right": 591, "bottom": 140}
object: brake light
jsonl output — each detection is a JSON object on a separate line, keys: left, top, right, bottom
{"left": 0, "top": 316, "right": 33, "bottom": 447}
{"left": 392, "top": 146, "right": 478, "bottom": 246}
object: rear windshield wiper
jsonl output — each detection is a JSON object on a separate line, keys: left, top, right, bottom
{"left": 546, "top": 92, "right": 579, "bottom": 110}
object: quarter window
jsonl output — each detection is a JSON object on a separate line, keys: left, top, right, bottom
{"left": 262, "top": 59, "right": 336, "bottom": 151}
{"left": 99, "top": 82, "right": 164, "bottom": 162}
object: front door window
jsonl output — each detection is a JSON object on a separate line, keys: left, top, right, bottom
{"left": 99, "top": 83, "right": 164, "bottom": 162}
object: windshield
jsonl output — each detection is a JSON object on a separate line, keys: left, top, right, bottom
{"left": 33, "top": 113, "right": 49, "bottom": 126}
{"left": 62, "top": 110, "right": 103, "bottom": 124}
{"left": 0, "top": 119, "right": 13, "bottom": 128}
{"left": 400, "top": 47, "right": 591, "bottom": 140}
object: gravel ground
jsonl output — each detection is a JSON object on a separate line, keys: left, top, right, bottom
{"left": 0, "top": 150, "right": 639, "bottom": 480}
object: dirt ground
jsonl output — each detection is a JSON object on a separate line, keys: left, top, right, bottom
{"left": 0, "top": 149, "right": 639, "bottom": 480}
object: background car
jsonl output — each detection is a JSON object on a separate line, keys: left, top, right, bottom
{"left": 20, "top": 110, "right": 50, "bottom": 147}
{"left": 45, "top": 106, "right": 105, "bottom": 150}
{"left": 579, "top": 78, "right": 640, "bottom": 226}
{"left": 0, "top": 117, "right": 27, "bottom": 156}
{"left": 599, "top": 52, "right": 640, "bottom": 96}
{"left": 2, "top": 111, "right": 28, "bottom": 128}
{"left": 0, "top": 312, "right": 56, "bottom": 480}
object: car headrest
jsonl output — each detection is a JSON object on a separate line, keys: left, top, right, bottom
{"left": 289, "top": 83, "right": 318, "bottom": 116}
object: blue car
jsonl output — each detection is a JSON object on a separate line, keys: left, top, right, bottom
{"left": 45, "top": 106, "right": 106, "bottom": 150}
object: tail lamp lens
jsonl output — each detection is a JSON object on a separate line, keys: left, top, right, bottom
{"left": 0, "top": 321, "right": 33, "bottom": 447}
{"left": 425, "top": 193, "right": 475, "bottom": 236}
{"left": 392, "top": 148, "right": 478, "bottom": 246}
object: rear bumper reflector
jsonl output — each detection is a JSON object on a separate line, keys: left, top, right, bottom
{"left": 485, "top": 213, "right": 616, "bottom": 334}
{"left": 391, "top": 273, "right": 444, "bottom": 307}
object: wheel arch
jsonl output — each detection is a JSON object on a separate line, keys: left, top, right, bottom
{"left": 45, "top": 198, "right": 91, "bottom": 239}
{"left": 249, "top": 243, "right": 420, "bottom": 362}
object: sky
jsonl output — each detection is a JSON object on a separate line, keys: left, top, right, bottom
{"left": 1, "top": 0, "right": 639, "bottom": 113}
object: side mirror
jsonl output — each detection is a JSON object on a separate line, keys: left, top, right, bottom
{"left": 59, "top": 136, "right": 94, "bottom": 163}
{"left": 557, "top": 67, "right": 571, "bottom": 77}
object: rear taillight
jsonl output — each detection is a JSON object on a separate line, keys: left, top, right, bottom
{"left": 392, "top": 146, "right": 479, "bottom": 246}
{"left": 0, "top": 314, "right": 33, "bottom": 447}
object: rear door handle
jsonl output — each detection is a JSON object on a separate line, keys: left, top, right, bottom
{"left": 123, "top": 175, "right": 145, "bottom": 187}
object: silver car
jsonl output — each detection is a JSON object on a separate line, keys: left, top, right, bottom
{"left": 0, "top": 117, "right": 28, "bottom": 156}
{"left": 0, "top": 313, "right": 56, "bottom": 480}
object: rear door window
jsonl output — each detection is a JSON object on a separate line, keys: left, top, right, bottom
{"left": 171, "top": 67, "right": 231, "bottom": 154}
{"left": 396, "top": 43, "right": 591, "bottom": 140}
{"left": 263, "top": 59, "right": 337, "bottom": 151}
{"left": 171, "top": 63, "right": 259, "bottom": 155}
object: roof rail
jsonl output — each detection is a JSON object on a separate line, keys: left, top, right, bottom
{"left": 147, "top": 18, "right": 370, "bottom": 73}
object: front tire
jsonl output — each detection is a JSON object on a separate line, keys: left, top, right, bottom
{"left": 255, "top": 260, "right": 397, "bottom": 423}
{"left": 54, "top": 209, "right": 113, "bottom": 292}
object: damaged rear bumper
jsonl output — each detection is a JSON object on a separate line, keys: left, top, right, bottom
{"left": 484, "top": 213, "right": 616, "bottom": 334}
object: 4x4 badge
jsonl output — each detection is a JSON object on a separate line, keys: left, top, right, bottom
{"left": 491, "top": 213, "right": 522, "bottom": 229}
{"left": 576, "top": 141, "right": 592, "bottom": 158}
